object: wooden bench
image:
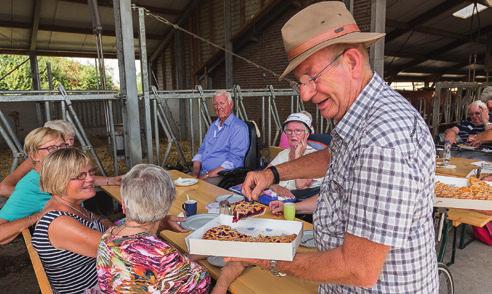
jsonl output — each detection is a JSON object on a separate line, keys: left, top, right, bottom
{"left": 21, "top": 229, "right": 53, "bottom": 294}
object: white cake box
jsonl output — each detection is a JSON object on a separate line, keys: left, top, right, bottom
{"left": 434, "top": 175, "right": 492, "bottom": 210}
{"left": 185, "top": 214, "right": 303, "bottom": 261}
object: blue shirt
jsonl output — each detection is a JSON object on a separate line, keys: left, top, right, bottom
{"left": 0, "top": 170, "right": 51, "bottom": 221}
{"left": 192, "top": 114, "right": 249, "bottom": 174}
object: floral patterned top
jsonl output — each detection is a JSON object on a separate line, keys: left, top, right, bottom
{"left": 96, "top": 228, "right": 211, "bottom": 293}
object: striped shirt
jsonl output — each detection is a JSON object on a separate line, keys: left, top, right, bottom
{"left": 313, "top": 73, "right": 438, "bottom": 293}
{"left": 456, "top": 119, "right": 492, "bottom": 147}
{"left": 32, "top": 211, "right": 106, "bottom": 294}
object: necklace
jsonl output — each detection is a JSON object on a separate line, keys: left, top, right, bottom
{"left": 112, "top": 222, "right": 153, "bottom": 237}
{"left": 54, "top": 196, "right": 92, "bottom": 221}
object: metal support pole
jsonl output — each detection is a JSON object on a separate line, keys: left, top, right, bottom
{"left": 189, "top": 97, "right": 195, "bottom": 156}
{"left": 46, "top": 62, "right": 54, "bottom": 120}
{"left": 261, "top": 96, "right": 265, "bottom": 145}
{"left": 0, "top": 120, "right": 24, "bottom": 173}
{"left": 224, "top": 0, "right": 233, "bottom": 88}
{"left": 138, "top": 7, "right": 154, "bottom": 163}
{"left": 59, "top": 85, "right": 107, "bottom": 176}
{"left": 29, "top": 53, "right": 44, "bottom": 124}
{"left": 197, "top": 85, "right": 212, "bottom": 128}
{"left": 153, "top": 99, "right": 160, "bottom": 165}
{"left": 113, "top": 0, "right": 142, "bottom": 166}
{"left": 174, "top": 31, "right": 187, "bottom": 138}
{"left": 370, "top": 0, "right": 386, "bottom": 76}
{"left": 0, "top": 109, "right": 23, "bottom": 151}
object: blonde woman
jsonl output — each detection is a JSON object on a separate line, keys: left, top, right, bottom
{"left": 0, "top": 120, "right": 120, "bottom": 197}
{"left": 32, "top": 148, "right": 110, "bottom": 293}
{"left": 0, "top": 127, "right": 66, "bottom": 244}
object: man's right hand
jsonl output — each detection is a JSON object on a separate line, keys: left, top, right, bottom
{"left": 242, "top": 169, "right": 275, "bottom": 200}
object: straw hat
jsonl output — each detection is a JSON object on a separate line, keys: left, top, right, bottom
{"left": 279, "top": 1, "right": 385, "bottom": 80}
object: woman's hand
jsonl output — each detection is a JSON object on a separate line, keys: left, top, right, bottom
{"left": 269, "top": 200, "right": 284, "bottom": 216}
{"left": 158, "top": 215, "right": 188, "bottom": 233}
{"left": 293, "top": 136, "right": 308, "bottom": 159}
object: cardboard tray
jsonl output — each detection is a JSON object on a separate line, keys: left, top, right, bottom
{"left": 185, "top": 214, "right": 303, "bottom": 261}
{"left": 434, "top": 175, "right": 492, "bottom": 210}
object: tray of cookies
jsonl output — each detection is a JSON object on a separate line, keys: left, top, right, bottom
{"left": 185, "top": 214, "right": 303, "bottom": 261}
{"left": 434, "top": 175, "right": 492, "bottom": 210}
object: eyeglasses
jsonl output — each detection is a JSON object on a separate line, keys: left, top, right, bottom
{"left": 38, "top": 143, "right": 69, "bottom": 153}
{"left": 71, "top": 169, "right": 97, "bottom": 181}
{"left": 284, "top": 128, "right": 309, "bottom": 136}
{"left": 290, "top": 49, "right": 347, "bottom": 94}
{"left": 468, "top": 112, "right": 481, "bottom": 117}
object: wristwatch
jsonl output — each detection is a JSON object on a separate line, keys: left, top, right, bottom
{"left": 269, "top": 260, "right": 287, "bottom": 277}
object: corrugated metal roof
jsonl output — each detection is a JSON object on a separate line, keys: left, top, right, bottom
{"left": 0, "top": 0, "right": 490, "bottom": 82}
{"left": 0, "top": 0, "right": 189, "bottom": 58}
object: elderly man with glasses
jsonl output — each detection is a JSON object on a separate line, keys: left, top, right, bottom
{"left": 235, "top": 2, "right": 439, "bottom": 293}
{"left": 444, "top": 100, "right": 492, "bottom": 146}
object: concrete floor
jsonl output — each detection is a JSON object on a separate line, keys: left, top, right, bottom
{"left": 440, "top": 226, "right": 492, "bottom": 294}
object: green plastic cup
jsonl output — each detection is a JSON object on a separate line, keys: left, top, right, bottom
{"left": 283, "top": 203, "right": 296, "bottom": 221}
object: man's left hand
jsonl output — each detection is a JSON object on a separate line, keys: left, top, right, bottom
{"left": 159, "top": 215, "right": 188, "bottom": 232}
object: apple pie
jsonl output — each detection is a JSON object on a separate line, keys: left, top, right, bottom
{"left": 232, "top": 201, "right": 267, "bottom": 223}
{"left": 202, "top": 225, "right": 297, "bottom": 243}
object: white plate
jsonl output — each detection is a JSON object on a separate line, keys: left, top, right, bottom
{"left": 181, "top": 214, "right": 219, "bottom": 231}
{"left": 174, "top": 177, "right": 199, "bottom": 187}
{"left": 215, "top": 194, "right": 245, "bottom": 204}
{"left": 300, "top": 230, "right": 316, "bottom": 248}
{"left": 207, "top": 256, "right": 226, "bottom": 268}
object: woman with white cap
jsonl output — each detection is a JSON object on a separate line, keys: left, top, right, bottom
{"left": 268, "top": 111, "right": 323, "bottom": 199}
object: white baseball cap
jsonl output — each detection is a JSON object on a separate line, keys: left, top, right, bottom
{"left": 283, "top": 112, "right": 313, "bottom": 133}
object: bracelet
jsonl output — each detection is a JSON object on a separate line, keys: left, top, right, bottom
{"left": 267, "top": 166, "right": 280, "bottom": 184}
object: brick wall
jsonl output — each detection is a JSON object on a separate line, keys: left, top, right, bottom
{"left": 154, "top": 0, "right": 374, "bottom": 140}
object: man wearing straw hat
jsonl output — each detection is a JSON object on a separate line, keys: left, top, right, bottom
{"left": 237, "top": 2, "right": 438, "bottom": 292}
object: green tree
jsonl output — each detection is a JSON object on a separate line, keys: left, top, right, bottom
{"left": 0, "top": 55, "right": 115, "bottom": 91}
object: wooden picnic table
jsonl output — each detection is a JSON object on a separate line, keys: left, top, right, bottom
{"left": 101, "top": 170, "right": 319, "bottom": 294}
{"left": 435, "top": 156, "right": 481, "bottom": 178}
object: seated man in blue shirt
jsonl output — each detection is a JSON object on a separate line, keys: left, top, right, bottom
{"left": 191, "top": 90, "right": 249, "bottom": 185}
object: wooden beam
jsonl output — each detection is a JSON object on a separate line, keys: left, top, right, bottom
{"left": 0, "top": 48, "right": 119, "bottom": 58}
{"left": 386, "top": 24, "right": 492, "bottom": 80}
{"left": 60, "top": 0, "right": 182, "bottom": 15}
{"left": 385, "top": 50, "right": 484, "bottom": 65}
{"left": 385, "top": 19, "right": 487, "bottom": 43}
{"left": 30, "top": 0, "right": 42, "bottom": 51}
{"left": 385, "top": 0, "right": 465, "bottom": 43}
{"left": 0, "top": 20, "right": 164, "bottom": 40}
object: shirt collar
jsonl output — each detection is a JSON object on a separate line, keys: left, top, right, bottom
{"left": 214, "top": 113, "right": 236, "bottom": 128}
{"left": 332, "top": 72, "right": 385, "bottom": 143}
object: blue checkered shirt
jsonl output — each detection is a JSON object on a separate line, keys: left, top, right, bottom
{"left": 313, "top": 73, "right": 438, "bottom": 293}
